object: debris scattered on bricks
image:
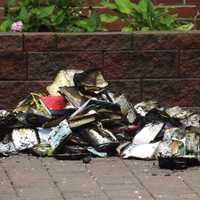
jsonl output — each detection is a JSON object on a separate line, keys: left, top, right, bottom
{"left": 0, "top": 68, "right": 200, "bottom": 169}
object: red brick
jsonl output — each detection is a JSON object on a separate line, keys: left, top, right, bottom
{"left": 109, "top": 80, "right": 141, "bottom": 104}
{"left": 170, "top": 6, "right": 199, "bottom": 17}
{"left": 0, "top": 7, "right": 4, "bottom": 18}
{"left": 56, "top": 33, "right": 131, "bottom": 51}
{"left": 186, "top": 0, "right": 200, "bottom": 5}
{"left": 28, "top": 52, "right": 103, "bottom": 80}
{"left": 0, "top": 0, "right": 5, "bottom": 7}
{"left": 0, "top": 81, "right": 50, "bottom": 110}
{"left": 104, "top": 51, "right": 179, "bottom": 80}
{"left": 133, "top": 31, "right": 200, "bottom": 50}
{"left": 155, "top": 0, "right": 183, "bottom": 5}
{"left": 143, "top": 79, "right": 200, "bottom": 107}
{"left": 0, "top": 52, "right": 27, "bottom": 80}
{"left": 180, "top": 50, "right": 200, "bottom": 77}
{"left": 0, "top": 33, "right": 23, "bottom": 51}
{"left": 24, "top": 33, "right": 57, "bottom": 52}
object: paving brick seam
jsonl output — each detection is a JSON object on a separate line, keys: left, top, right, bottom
{"left": 40, "top": 159, "right": 66, "bottom": 200}
{"left": 121, "top": 159, "right": 157, "bottom": 200}
{"left": 0, "top": 163, "right": 21, "bottom": 200}
{"left": 84, "top": 164, "right": 112, "bottom": 200}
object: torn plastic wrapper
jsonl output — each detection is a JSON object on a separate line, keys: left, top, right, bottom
{"left": 132, "top": 122, "right": 164, "bottom": 145}
{"left": 158, "top": 131, "right": 200, "bottom": 169}
{"left": 47, "top": 69, "right": 83, "bottom": 96}
{"left": 162, "top": 128, "right": 185, "bottom": 141}
{"left": 48, "top": 119, "right": 72, "bottom": 151}
{"left": 157, "top": 128, "right": 200, "bottom": 162}
{"left": 157, "top": 128, "right": 186, "bottom": 158}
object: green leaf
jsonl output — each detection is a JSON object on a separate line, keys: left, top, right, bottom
{"left": 75, "top": 19, "right": 96, "bottom": 32}
{"left": 138, "top": 0, "right": 153, "bottom": 13}
{"left": 176, "top": 23, "right": 194, "bottom": 31}
{"left": 154, "top": 7, "right": 168, "bottom": 18}
{"left": 141, "top": 27, "right": 150, "bottom": 31}
{"left": 7, "top": 0, "right": 17, "bottom": 7}
{"left": 121, "top": 26, "right": 133, "bottom": 32}
{"left": 51, "top": 10, "right": 65, "bottom": 25}
{"left": 100, "top": 14, "right": 119, "bottom": 23}
{"left": 130, "top": 3, "right": 141, "bottom": 13}
{"left": 0, "top": 19, "right": 12, "bottom": 32}
{"left": 19, "top": 6, "right": 29, "bottom": 23}
{"left": 38, "top": 6, "right": 55, "bottom": 18}
{"left": 160, "top": 15, "right": 175, "bottom": 27}
{"left": 114, "top": 0, "right": 134, "bottom": 14}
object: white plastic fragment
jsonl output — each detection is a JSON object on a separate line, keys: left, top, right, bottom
{"left": 12, "top": 129, "right": 38, "bottom": 151}
{"left": 134, "top": 101, "right": 158, "bottom": 117}
{"left": 0, "top": 142, "right": 17, "bottom": 155}
{"left": 0, "top": 110, "right": 9, "bottom": 117}
{"left": 121, "top": 142, "right": 160, "bottom": 159}
{"left": 133, "top": 122, "right": 164, "bottom": 145}
{"left": 37, "top": 128, "right": 52, "bottom": 144}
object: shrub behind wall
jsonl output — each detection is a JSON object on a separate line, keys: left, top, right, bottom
{"left": 1, "top": 0, "right": 200, "bottom": 30}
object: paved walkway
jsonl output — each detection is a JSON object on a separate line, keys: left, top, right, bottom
{"left": 0, "top": 155, "right": 199, "bottom": 200}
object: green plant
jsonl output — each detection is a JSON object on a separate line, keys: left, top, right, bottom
{"left": 99, "top": 0, "right": 194, "bottom": 31}
{"left": 0, "top": 0, "right": 100, "bottom": 32}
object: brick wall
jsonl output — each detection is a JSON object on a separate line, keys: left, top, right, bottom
{"left": 1, "top": 32, "right": 200, "bottom": 110}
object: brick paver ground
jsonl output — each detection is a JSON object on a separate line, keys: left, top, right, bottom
{"left": 0, "top": 155, "right": 199, "bottom": 200}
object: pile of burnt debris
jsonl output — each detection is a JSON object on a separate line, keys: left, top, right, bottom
{"left": 0, "top": 69, "right": 200, "bottom": 169}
